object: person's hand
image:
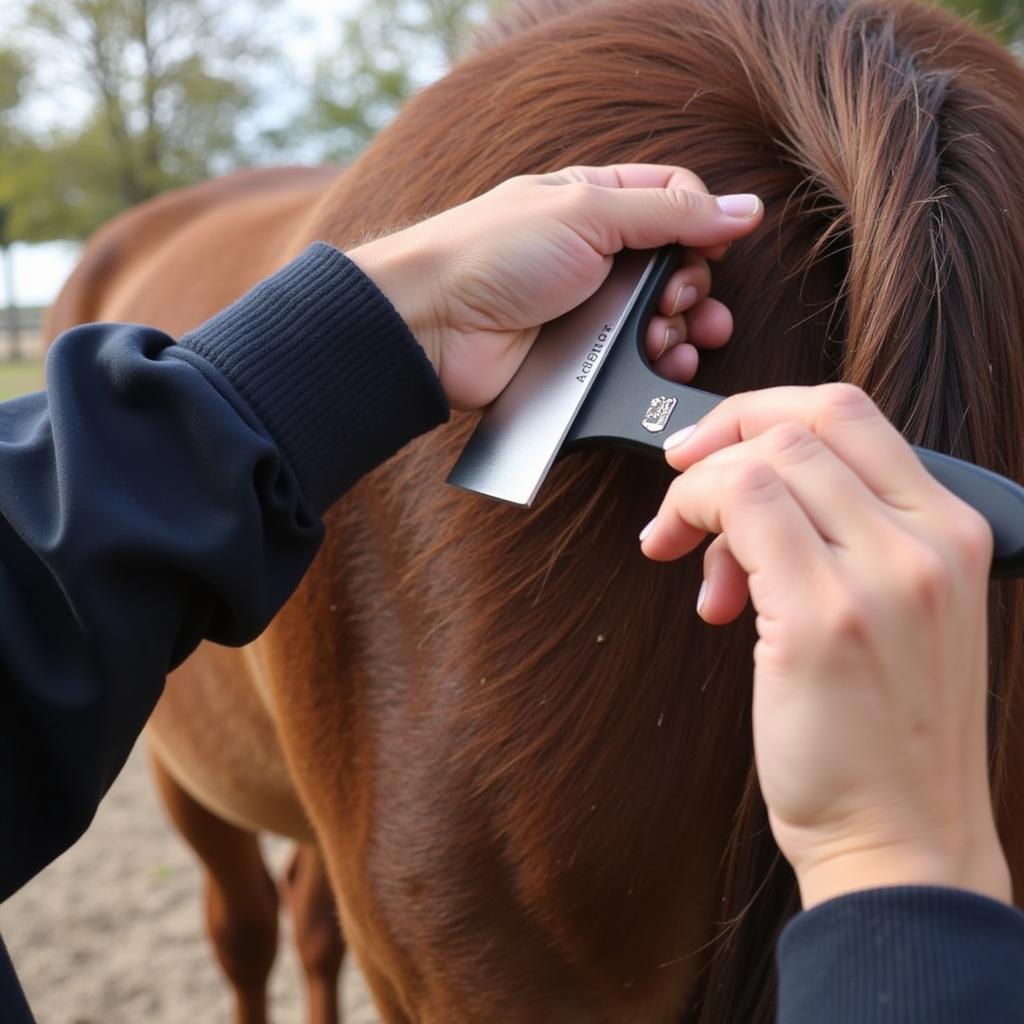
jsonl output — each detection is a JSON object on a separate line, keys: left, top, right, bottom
{"left": 349, "top": 165, "right": 763, "bottom": 409}
{"left": 638, "top": 384, "right": 1011, "bottom": 909}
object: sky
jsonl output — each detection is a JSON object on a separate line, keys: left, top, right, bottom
{"left": 1, "top": 242, "right": 82, "bottom": 308}
{"left": 0, "top": 0, "right": 361, "bottom": 309}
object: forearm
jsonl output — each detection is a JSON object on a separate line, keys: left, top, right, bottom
{"left": 0, "top": 243, "right": 447, "bottom": 899}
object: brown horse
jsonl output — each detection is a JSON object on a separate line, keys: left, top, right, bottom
{"left": 46, "top": 0, "right": 1024, "bottom": 1021}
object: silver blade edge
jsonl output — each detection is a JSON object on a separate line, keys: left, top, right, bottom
{"left": 446, "top": 249, "right": 658, "bottom": 507}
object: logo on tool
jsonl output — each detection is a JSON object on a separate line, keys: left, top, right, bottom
{"left": 642, "top": 396, "right": 677, "bottom": 433}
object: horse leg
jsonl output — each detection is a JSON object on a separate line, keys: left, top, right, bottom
{"left": 280, "top": 844, "right": 345, "bottom": 1024}
{"left": 150, "top": 751, "right": 279, "bottom": 1024}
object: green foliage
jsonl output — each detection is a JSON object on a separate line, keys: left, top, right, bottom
{"left": 0, "top": 0, "right": 1021, "bottom": 251}
{"left": 941, "top": 0, "right": 1024, "bottom": 40}
{"left": 0, "top": 49, "right": 26, "bottom": 122}
{"left": 0, "top": 0, "right": 281, "bottom": 243}
{"left": 306, "top": 0, "right": 499, "bottom": 162}
{"left": 4, "top": 123, "right": 143, "bottom": 243}
{"left": 1, "top": 0, "right": 500, "bottom": 248}
{"left": 0, "top": 49, "right": 32, "bottom": 247}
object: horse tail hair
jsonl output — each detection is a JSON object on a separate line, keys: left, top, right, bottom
{"left": 692, "top": 3, "right": 1024, "bottom": 1018}
{"left": 307, "top": 1, "right": 1024, "bottom": 1017}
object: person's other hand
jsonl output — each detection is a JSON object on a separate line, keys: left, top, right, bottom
{"left": 639, "top": 384, "right": 1010, "bottom": 909}
{"left": 349, "top": 165, "right": 762, "bottom": 409}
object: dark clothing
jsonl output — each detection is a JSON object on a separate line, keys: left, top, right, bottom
{"left": 777, "top": 885, "right": 1024, "bottom": 1022}
{"left": 0, "top": 243, "right": 446, "bottom": 906}
{"left": 1, "top": 243, "right": 1023, "bottom": 1022}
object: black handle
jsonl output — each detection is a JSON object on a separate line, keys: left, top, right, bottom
{"left": 565, "top": 246, "right": 1024, "bottom": 578}
{"left": 913, "top": 449, "right": 1024, "bottom": 578}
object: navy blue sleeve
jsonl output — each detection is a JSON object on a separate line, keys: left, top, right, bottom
{"left": 0, "top": 242, "right": 447, "bottom": 902}
{"left": 776, "top": 886, "right": 1024, "bottom": 1022}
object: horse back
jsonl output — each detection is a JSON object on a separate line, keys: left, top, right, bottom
{"left": 45, "top": 165, "right": 341, "bottom": 339}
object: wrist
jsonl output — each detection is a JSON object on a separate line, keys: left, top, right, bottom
{"left": 349, "top": 233, "right": 447, "bottom": 377}
{"left": 794, "top": 833, "right": 1012, "bottom": 909}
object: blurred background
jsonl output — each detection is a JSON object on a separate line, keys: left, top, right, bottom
{"left": 0, "top": 0, "right": 500, "bottom": 389}
{"left": 0, "top": 0, "right": 1021, "bottom": 384}
{"left": 0, "top": 1, "right": 1022, "bottom": 1021}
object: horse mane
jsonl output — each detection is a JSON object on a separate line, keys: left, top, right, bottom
{"left": 298, "top": 1, "right": 1024, "bottom": 1018}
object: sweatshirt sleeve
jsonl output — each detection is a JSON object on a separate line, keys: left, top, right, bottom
{"left": 0, "top": 242, "right": 448, "bottom": 901}
{"left": 776, "top": 886, "right": 1024, "bottom": 1023}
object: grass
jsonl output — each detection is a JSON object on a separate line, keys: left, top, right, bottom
{"left": 0, "top": 359, "right": 44, "bottom": 402}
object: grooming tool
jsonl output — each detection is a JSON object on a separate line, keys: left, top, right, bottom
{"left": 447, "top": 246, "right": 1024, "bottom": 578}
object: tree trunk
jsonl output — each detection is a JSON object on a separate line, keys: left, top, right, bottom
{"left": 1, "top": 241, "right": 20, "bottom": 361}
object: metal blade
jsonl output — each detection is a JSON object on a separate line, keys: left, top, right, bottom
{"left": 446, "top": 249, "right": 658, "bottom": 506}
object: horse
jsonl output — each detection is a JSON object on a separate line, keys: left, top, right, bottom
{"left": 46, "top": 0, "right": 1024, "bottom": 1020}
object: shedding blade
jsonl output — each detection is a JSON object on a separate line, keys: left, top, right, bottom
{"left": 446, "top": 250, "right": 657, "bottom": 506}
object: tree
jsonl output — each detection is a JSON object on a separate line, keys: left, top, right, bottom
{"left": 0, "top": 47, "right": 29, "bottom": 355}
{"left": 305, "top": 0, "right": 499, "bottom": 162}
{"left": 0, "top": 49, "right": 25, "bottom": 125}
{"left": 4, "top": 0, "right": 284, "bottom": 242}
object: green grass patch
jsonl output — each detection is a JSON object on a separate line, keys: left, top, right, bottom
{"left": 0, "top": 359, "right": 44, "bottom": 402}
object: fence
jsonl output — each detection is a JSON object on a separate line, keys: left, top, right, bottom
{"left": 1, "top": 306, "right": 46, "bottom": 360}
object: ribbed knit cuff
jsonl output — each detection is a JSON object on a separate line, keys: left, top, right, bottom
{"left": 776, "top": 886, "right": 1024, "bottom": 1023}
{"left": 179, "top": 242, "right": 449, "bottom": 512}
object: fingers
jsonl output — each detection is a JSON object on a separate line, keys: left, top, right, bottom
{"left": 646, "top": 315, "right": 687, "bottom": 362}
{"left": 683, "top": 298, "right": 733, "bottom": 349}
{"left": 700, "top": 242, "right": 732, "bottom": 262}
{"left": 644, "top": 385, "right": 994, "bottom": 628}
{"left": 658, "top": 256, "right": 711, "bottom": 317}
{"left": 638, "top": 413, "right": 940, "bottom": 630}
{"left": 541, "top": 165, "right": 763, "bottom": 254}
{"left": 699, "top": 536, "right": 750, "bottom": 625}
{"left": 545, "top": 163, "right": 711, "bottom": 196}
{"left": 676, "top": 423, "right": 897, "bottom": 555}
{"left": 645, "top": 252, "right": 733, "bottom": 376}
{"left": 664, "top": 384, "right": 937, "bottom": 506}
{"left": 646, "top": 300, "right": 733, "bottom": 381}
{"left": 652, "top": 342, "right": 699, "bottom": 382}
{"left": 640, "top": 454, "right": 830, "bottom": 619}
{"left": 646, "top": 253, "right": 707, "bottom": 361}
{"left": 585, "top": 186, "right": 763, "bottom": 254}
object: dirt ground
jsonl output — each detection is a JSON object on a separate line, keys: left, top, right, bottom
{"left": 0, "top": 743, "right": 381, "bottom": 1024}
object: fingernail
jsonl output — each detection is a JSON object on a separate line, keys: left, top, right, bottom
{"left": 672, "top": 284, "right": 698, "bottom": 315}
{"left": 639, "top": 516, "right": 657, "bottom": 542}
{"left": 696, "top": 579, "right": 708, "bottom": 615}
{"left": 663, "top": 423, "right": 697, "bottom": 451}
{"left": 656, "top": 325, "right": 678, "bottom": 360}
{"left": 716, "top": 193, "right": 760, "bottom": 218}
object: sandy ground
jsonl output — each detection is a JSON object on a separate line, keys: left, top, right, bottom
{"left": 1, "top": 743, "right": 381, "bottom": 1024}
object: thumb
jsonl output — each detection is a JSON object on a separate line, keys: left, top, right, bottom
{"left": 580, "top": 185, "right": 763, "bottom": 254}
